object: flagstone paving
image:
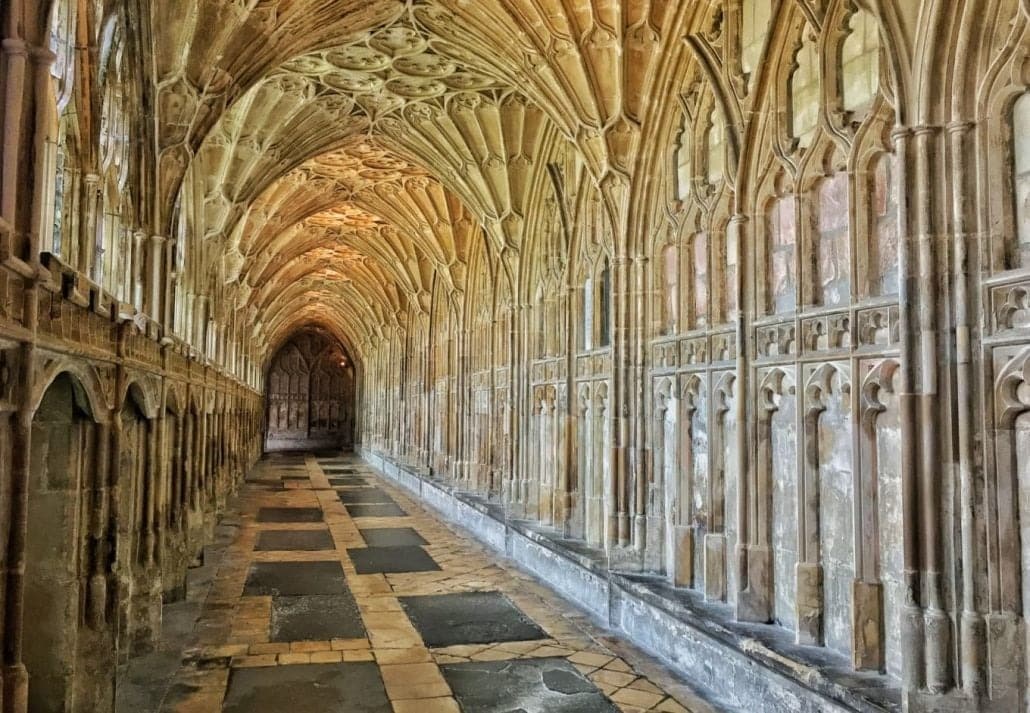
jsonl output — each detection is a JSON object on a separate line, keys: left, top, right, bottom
{"left": 130, "top": 452, "right": 721, "bottom": 713}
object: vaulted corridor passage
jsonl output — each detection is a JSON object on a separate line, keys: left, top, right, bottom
{"left": 4, "top": 0, "right": 1030, "bottom": 711}
{"left": 117, "top": 452, "right": 709, "bottom": 713}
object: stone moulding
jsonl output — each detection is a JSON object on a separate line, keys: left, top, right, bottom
{"left": 360, "top": 448, "right": 902, "bottom": 713}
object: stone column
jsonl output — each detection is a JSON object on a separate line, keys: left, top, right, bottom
{"left": 632, "top": 254, "right": 649, "bottom": 553}
{"left": 2, "top": 341, "right": 34, "bottom": 713}
{"left": 947, "top": 119, "right": 987, "bottom": 697}
{"left": 0, "top": 36, "right": 28, "bottom": 228}
{"left": 82, "top": 173, "right": 101, "bottom": 282}
{"left": 147, "top": 233, "right": 164, "bottom": 317}
{"left": 728, "top": 213, "right": 768, "bottom": 624}
{"left": 912, "top": 125, "right": 950, "bottom": 694}
{"left": 131, "top": 230, "right": 146, "bottom": 309}
{"left": 611, "top": 254, "right": 631, "bottom": 548}
{"left": 88, "top": 420, "right": 111, "bottom": 628}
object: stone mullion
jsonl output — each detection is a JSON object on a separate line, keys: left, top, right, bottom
{"left": 2, "top": 341, "right": 35, "bottom": 713}
{"left": 185, "top": 412, "right": 198, "bottom": 515}
{"left": 455, "top": 326, "right": 469, "bottom": 486}
{"left": 913, "top": 125, "right": 951, "bottom": 695}
{"left": 88, "top": 420, "right": 111, "bottom": 628}
{"left": 632, "top": 254, "right": 649, "bottom": 553}
{"left": 730, "top": 212, "right": 764, "bottom": 623}
{"left": 611, "top": 254, "right": 631, "bottom": 549}
{"left": 947, "top": 118, "right": 988, "bottom": 698}
{"left": 560, "top": 285, "right": 576, "bottom": 531}
{"left": 148, "top": 234, "right": 165, "bottom": 319}
{"left": 517, "top": 304, "right": 531, "bottom": 509}
{"left": 505, "top": 304, "right": 520, "bottom": 506}
{"left": 144, "top": 414, "right": 158, "bottom": 567}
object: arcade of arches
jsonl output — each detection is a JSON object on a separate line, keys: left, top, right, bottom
{"left": 1, "top": 0, "right": 1029, "bottom": 711}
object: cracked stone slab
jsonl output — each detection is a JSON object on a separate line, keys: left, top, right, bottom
{"left": 223, "top": 662, "right": 391, "bottom": 712}
{"left": 255, "top": 507, "right": 323, "bottom": 523}
{"left": 399, "top": 591, "right": 548, "bottom": 647}
{"left": 338, "top": 488, "right": 396, "bottom": 504}
{"left": 347, "top": 545, "right": 440, "bottom": 574}
{"left": 243, "top": 561, "right": 346, "bottom": 596}
{"left": 359, "top": 527, "right": 428, "bottom": 547}
{"left": 270, "top": 593, "right": 366, "bottom": 641}
{"left": 345, "top": 503, "right": 407, "bottom": 518}
{"left": 440, "top": 657, "right": 619, "bottom": 712}
{"left": 254, "top": 529, "right": 335, "bottom": 552}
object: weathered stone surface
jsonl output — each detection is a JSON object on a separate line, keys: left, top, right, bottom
{"left": 441, "top": 657, "right": 619, "bottom": 713}
{"left": 399, "top": 592, "right": 548, "bottom": 648}
{"left": 223, "top": 663, "right": 389, "bottom": 713}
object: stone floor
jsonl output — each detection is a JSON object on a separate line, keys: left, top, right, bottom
{"left": 117, "top": 453, "right": 722, "bottom": 713}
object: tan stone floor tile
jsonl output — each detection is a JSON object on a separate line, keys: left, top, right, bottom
{"left": 653, "top": 698, "right": 691, "bottom": 713}
{"left": 605, "top": 657, "right": 634, "bottom": 672}
{"left": 309, "top": 650, "right": 344, "bottom": 663}
{"left": 377, "top": 647, "right": 433, "bottom": 664}
{"left": 249, "top": 642, "right": 290, "bottom": 655}
{"left": 331, "top": 637, "right": 370, "bottom": 650}
{"left": 568, "top": 650, "right": 615, "bottom": 667}
{"left": 629, "top": 678, "right": 665, "bottom": 694}
{"left": 385, "top": 682, "right": 453, "bottom": 701}
{"left": 611, "top": 687, "right": 666, "bottom": 708}
{"left": 391, "top": 697, "right": 461, "bottom": 713}
{"left": 290, "top": 640, "right": 330, "bottom": 652}
{"left": 277, "top": 652, "right": 311, "bottom": 665}
{"left": 343, "top": 650, "right": 376, "bottom": 662}
{"left": 591, "top": 669, "right": 638, "bottom": 687}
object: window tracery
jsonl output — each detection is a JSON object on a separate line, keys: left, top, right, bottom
{"left": 1014, "top": 93, "right": 1030, "bottom": 267}
{"left": 840, "top": 8, "right": 880, "bottom": 115}
{"left": 791, "top": 29, "right": 821, "bottom": 149}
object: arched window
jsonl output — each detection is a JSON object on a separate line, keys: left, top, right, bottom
{"left": 97, "top": 37, "right": 130, "bottom": 300}
{"left": 676, "top": 120, "right": 693, "bottom": 201}
{"left": 869, "top": 154, "right": 899, "bottom": 296}
{"left": 1014, "top": 93, "right": 1030, "bottom": 267}
{"left": 741, "top": 0, "right": 773, "bottom": 80}
{"left": 661, "top": 244, "right": 679, "bottom": 334}
{"left": 692, "top": 233, "right": 709, "bottom": 326}
{"left": 768, "top": 195, "right": 797, "bottom": 313}
{"left": 45, "top": 0, "right": 78, "bottom": 258}
{"left": 582, "top": 274, "right": 594, "bottom": 350}
{"left": 814, "top": 172, "right": 850, "bottom": 306}
{"left": 841, "top": 9, "right": 880, "bottom": 114}
{"left": 707, "top": 104, "right": 726, "bottom": 184}
{"left": 791, "top": 28, "right": 820, "bottom": 149}
{"left": 598, "top": 258, "right": 612, "bottom": 348}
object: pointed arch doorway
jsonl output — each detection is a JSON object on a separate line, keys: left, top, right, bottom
{"left": 264, "top": 329, "right": 356, "bottom": 452}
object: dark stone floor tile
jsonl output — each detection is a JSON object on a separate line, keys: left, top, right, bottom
{"left": 440, "top": 657, "right": 619, "bottom": 713}
{"left": 348, "top": 545, "right": 440, "bottom": 574}
{"left": 254, "top": 529, "right": 335, "bottom": 552}
{"left": 345, "top": 503, "right": 407, "bottom": 518}
{"left": 329, "top": 477, "right": 369, "bottom": 487}
{"left": 338, "top": 488, "right": 395, "bottom": 504}
{"left": 359, "top": 527, "right": 428, "bottom": 547}
{"left": 399, "top": 591, "right": 548, "bottom": 648}
{"left": 255, "top": 507, "right": 323, "bottom": 523}
{"left": 270, "top": 593, "right": 365, "bottom": 641}
{"left": 223, "top": 662, "right": 389, "bottom": 713}
{"left": 242, "top": 561, "right": 346, "bottom": 596}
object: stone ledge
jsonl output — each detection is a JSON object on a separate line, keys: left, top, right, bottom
{"left": 360, "top": 449, "right": 902, "bottom": 713}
